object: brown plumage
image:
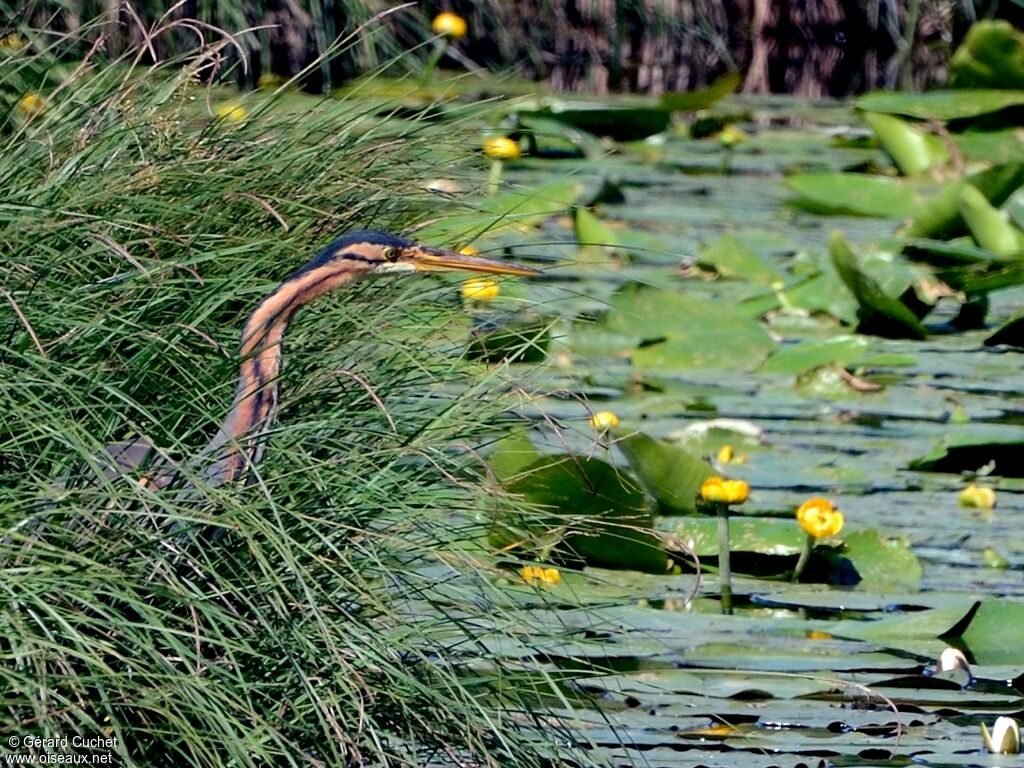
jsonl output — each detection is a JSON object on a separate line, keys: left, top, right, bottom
{"left": 103, "top": 231, "right": 539, "bottom": 490}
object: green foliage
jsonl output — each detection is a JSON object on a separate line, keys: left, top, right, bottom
{"left": 951, "top": 20, "right": 1024, "bottom": 90}
{"left": 0, "top": 25, "right": 602, "bottom": 768}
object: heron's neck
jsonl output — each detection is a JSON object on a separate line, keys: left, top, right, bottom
{"left": 200, "top": 263, "right": 357, "bottom": 485}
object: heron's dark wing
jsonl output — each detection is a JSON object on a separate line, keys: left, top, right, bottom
{"left": 100, "top": 436, "right": 175, "bottom": 489}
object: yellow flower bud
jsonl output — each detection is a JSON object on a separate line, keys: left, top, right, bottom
{"left": 589, "top": 411, "right": 620, "bottom": 430}
{"left": 461, "top": 277, "right": 499, "bottom": 302}
{"left": 432, "top": 12, "right": 468, "bottom": 39}
{"left": 959, "top": 483, "right": 996, "bottom": 509}
{"left": 700, "top": 476, "right": 750, "bottom": 504}
{"left": 1, "top": 34, "right": 26, "bottom": 51}
{"left": 458, "top": 245, "right": 480, "bottom": 256}
{"left": 17, "top": 92, "right": 45, "bottom": 116}
{"left": 718, "top": 124, "right": 748, "bottom": 147}
{"left": 215, "top": 103, "right": 247, "bottom": 122}
{"left": 483, "top": 137, "right": 521, "bottom": 160}
{"left": 796, "top": 497, "right": 843, "bottom": 538}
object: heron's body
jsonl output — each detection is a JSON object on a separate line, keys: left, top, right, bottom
{"left": 104, "top": 231, "right": 538, "bottom": 490}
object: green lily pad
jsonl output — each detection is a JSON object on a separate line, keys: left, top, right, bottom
{"left": 615, "top": 431, "right": 715, "bottom": 514}
{"left": 908, "top": 428, "right": 1024, "bottom": 476}
{"left": 520, "top": 103, "right": 670, "bottom": 141}
{"left": 659, "top": 72, "right": 741, "bottom": 112}
{"left": 829, "top": 233, "right": 928, "bottom": 340}
{"left": 488, "top": 431, "right": 541, "bottom": 485}
{"left": 830, "top": 599, "right": 980, "bottom": 644}
{"left": 500, "top": 455, "right": 667, "bottom": 573}
{"left": 758, "top": 335, "right": 872, "bottom": 376}
{"left": 840, "top": 530, "right": 923, "bottom": 593}
{"left": 594, "top": 283, "right": 777, "bottom": 371}
{"left": 661, "top": 516, "right": 804, "bottom": 558}
{"left": 958, "top": 598, "right": 1024, "bottom": 664}
{"left": 697, "top": 235, "right": 784, "bottom": 285}
{"left": 415, "top": 180, "right": 581, "bottom": 243}
{"left": 785, "top": 173, "right": 919, "bottom": 218}
{"left": 857, "top": 89, "right": 1024, "bottom": 121}
{"left": 516, "top": 114, "right": 604, "bottom": 158}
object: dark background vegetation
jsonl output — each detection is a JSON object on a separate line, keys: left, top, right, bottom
{"left": 11, "top": 0, "right": 1024, "bottom": 95}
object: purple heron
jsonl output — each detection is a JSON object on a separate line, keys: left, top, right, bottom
{"left": 100, "top": 230, "right": 539, "bottom": 491}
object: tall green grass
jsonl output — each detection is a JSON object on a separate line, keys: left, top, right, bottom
{"left": 0, "top": 22, "right": 606, "bottom": 767}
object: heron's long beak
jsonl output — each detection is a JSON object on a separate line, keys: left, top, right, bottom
{"left": 407, "top": 246, "right": 541, "bottom": 277}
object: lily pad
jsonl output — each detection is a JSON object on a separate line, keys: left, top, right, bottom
{"left": 785, "top": 173, "right": 918, "bottom": 218}
{"left": 829, "top": 233, "right": 928, "bottom": 340}
{"left": 662, "top": 516, "right": 804, "bottom": 558}
{"left": 697, "top": 235, "right": 784, "bottom": 285}
{"left": 908, "top": 428, "right": 1024, "bottom": 476}
{"left": 958, "top": 598, "right": 1024, "bottom": 665}
{"left": 840, "top": 530, "right": 923, "bottom": 593}
{"left": 758, "top": 335, "right": 872, "bottom": 376}
{"left": 500, "top": 455, "right": 667, "bottom": 573}
{"left": 615, "top": 431, "right": 715, "bottom": 514}
{"left": 856, "top": 89, "right": 1024, "bottom": 121}
{"left": 904, "top": 161, "right": 1024, "bottom": 239}
{"left": 659, "top": 72, "right": 741, "bottom": 112}
{"left": 520, "top": 103, "right": 670, "bottom": 141}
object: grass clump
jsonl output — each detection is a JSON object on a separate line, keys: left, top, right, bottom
{"left": 0, "top": 21, "right": 602, "bottom": 768}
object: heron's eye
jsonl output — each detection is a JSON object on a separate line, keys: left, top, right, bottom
{"left": 382, "top": 246, "right": 398, "bottom": 261}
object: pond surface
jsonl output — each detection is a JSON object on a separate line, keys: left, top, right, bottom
{"left": 453, "top": 95, "right": 1024, "bottom": 767}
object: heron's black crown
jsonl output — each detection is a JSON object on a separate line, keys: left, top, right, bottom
{"left": 292, "top": 230, "right": 416, "bottom": 279}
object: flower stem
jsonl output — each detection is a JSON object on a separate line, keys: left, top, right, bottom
{"left": 487, "top": 159, "right": 503, "bottom": 195}
{"left": 792, "top": 532, "right": 816, "bottom": 582}
{"left": 717, "top": 503, "right": 733, "bottom": 614}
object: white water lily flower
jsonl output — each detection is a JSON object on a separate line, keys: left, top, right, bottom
{"left": 981, "top": 716, "right": 1020, "bottom": 754}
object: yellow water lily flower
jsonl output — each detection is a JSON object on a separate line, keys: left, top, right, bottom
{"left": 519, "top": 565, "right": 560, "bottom": 586}
{"left": 1, "top": 34, "right": 26, "bottom": 51}
{"left": 718, "top": 124, "right": 749, "bottom": 147}
{"left": 700, "top": 476, "right": 750, "bottom": 504}
{"left": 462, "top": 277, "right": 499, "bottom": 302}
{"left": 589, "top": 411, "right": 620, "bottom": 430}
{"left": 796, "top": 497, "right": 843, "bottom": 538}
{"left": 432, "top": 12, "right": 468, "bottom": 39}
{"left": 959, "top": 483, "right": 996, "bottom": 509}
{"left": 483, "top": 137, "right": 521, "bottom": 160}
{"left": 458, "top": 245, "right": 480, "bottom": 256}
{"left": 215, "top": 103, "right": 247, "bottom": 122}
{"left": 982, "top": 716, "right": 1020, "bottom": 754}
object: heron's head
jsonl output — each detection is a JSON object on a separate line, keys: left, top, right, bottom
{"left": 312, "top": 230, "right": 540, "bottom": 278}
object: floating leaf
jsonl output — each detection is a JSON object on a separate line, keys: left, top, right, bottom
{"left": 829, "top": 233, "right": 928, "bottom": 340}
{"left": 500, "top": 456, "right": 667, "bottom": 573}
{"left": 840, "top": 530, "right": 923, "bottom": 592}
{"left": 515, "top": 114, "right": 604, "bottom": 158}
{"left": 519, "top": 103, "right": 670, "bottom": 141}
{"left": 785, "top": 173, "right": 919, "bottom": 218}
{"left": 415, "top": 180, "right": 581, "bottom": 242}
{"left": 662, "top": 516, "right": 804, "bottom": 558}
{"left": 488, "top": 431, "right": 541, "bottom": 485}
{"left": 615, "top": 431, "right": 715, "bottom": 513}
{"left": 857, "top": 89, "right": 1024, "bottom": 121}
{"left": 909, "top": 428, "right": 1024, "bottom": 476}
{"left": 698, "top": 235, "right": 784, "bottom": 285}
{"left": 758, "top": 335, "right": 872, "bottom": 376}
{"left": 659, "top": 72, "right": 742, "bottom": 112}
{"left": 594, "top": 283, "right": 777, "bottom": 371}
{"left": 959, "top": 599, "right": 1024, "bottom": 665}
